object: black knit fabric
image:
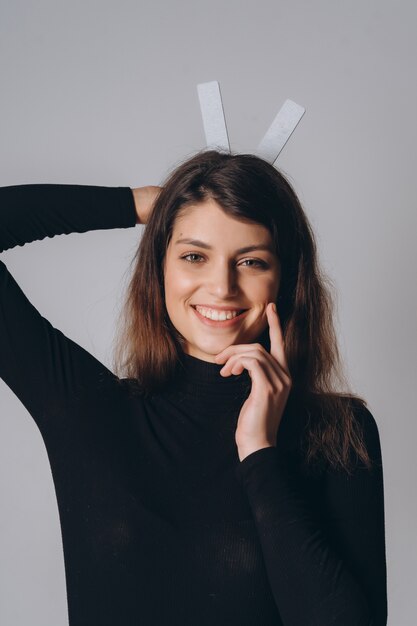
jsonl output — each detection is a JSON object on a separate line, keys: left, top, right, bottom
{"left": 0, "top": 184, "right": 388, "bottom": 625}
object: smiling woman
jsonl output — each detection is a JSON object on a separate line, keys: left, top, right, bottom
{"left": 111, "top": 148, "right": 387, "bottom": 621}
{"left": 0, "top": 148, "right": 387, "bottom": 626}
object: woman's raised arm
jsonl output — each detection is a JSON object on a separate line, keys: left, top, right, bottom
{"left": 0, "top": 183, "right": 137, "bottom": 435}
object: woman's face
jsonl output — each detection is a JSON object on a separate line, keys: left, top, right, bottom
{"left": 163, "top": 198, "right": 281, "bottom": 363}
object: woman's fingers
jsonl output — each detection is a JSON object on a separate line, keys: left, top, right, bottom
{"left": 132, "top": 186, "right": 163, "bottom": 225}
{"left": 266, "top": 302, "right": 291, "bottom": 378}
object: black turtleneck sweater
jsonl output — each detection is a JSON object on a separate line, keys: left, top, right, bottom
{"left": 0, "top": 184, "right": 388, "bottom": 626}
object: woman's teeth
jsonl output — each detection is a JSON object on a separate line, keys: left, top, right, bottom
{"left": 194, "top": 306, "right": 242, "bottom": 321}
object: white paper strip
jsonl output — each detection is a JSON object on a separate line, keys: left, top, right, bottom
{"left": 254, "top": 99, "right": 305, "bottom": 164}
{"left": 197, "top": 81, "right": 230, "bottom": 152}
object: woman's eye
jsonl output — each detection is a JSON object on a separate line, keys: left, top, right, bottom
{"left": 180, "top": 254, "right": 267, "bottom": 268}
{"left": 181, "top": 253, "right": 204, "bottom": 263}
{"left": 240, "top": 259, "right": 267, "bottom": 268}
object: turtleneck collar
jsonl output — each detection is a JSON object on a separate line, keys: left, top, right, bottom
{"left": 174, "top": 351, "right": 252, "bottom": 398}
{"left": 168, "top": 329, "right": 272, "bottom": 401}
{"left": 154, "top": 343, "right": 300, "bottom": 436}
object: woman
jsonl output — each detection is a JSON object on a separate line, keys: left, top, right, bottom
{"left": 0, "top": 149, "right": 387, "bottom": 625}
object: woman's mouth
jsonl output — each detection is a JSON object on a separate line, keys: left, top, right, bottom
{"left": 191, "top": 305, "right": 249, "bottom": 327}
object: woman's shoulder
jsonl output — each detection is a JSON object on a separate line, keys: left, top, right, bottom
{"left": 304, "top": 392, "right": 380, "bottom": 432}
{"left": 347, "top": 398, "right": 383, "bottom": 469}
{"left": 331, "top": 395, "right": 383, "bottom": 474}
{"left": 283, "top": 392, "right": 383, "bottom": 477}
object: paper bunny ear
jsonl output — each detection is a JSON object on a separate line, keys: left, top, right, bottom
{"left": 253, "top": 99, "right": 305, "bottom": 165}
{"left": 197, "top": 80, "right": 305, "bottom": 166}
{"left": 197, "top": 81, "right": 231, "bottom": 152}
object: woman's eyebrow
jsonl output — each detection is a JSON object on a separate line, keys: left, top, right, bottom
{"left": 174, "top": 238, "right": 274, "bottom": 255}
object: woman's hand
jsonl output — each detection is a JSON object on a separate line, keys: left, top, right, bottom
{"left": 131, "top": 186, "right": 163, "bottom": 225}
{"left": 214, "top": 302, "right": 292, "bottom": 462}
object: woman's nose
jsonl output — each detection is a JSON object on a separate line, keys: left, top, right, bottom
{"left": 206, "top": 263, "right": 239, "bottom": 297}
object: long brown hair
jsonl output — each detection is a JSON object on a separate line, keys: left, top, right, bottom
{"left": 112, "top": 149, "right": 372, "bottom": 475}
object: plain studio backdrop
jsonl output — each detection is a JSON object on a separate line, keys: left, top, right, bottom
{"left": 0, "top": 1, "right": 415, "bottom": 624}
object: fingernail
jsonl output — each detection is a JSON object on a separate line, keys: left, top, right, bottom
{"left": 272, "top": 303, "right": 277, "bottom": 313}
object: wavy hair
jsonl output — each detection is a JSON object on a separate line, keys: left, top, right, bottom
{"left": 112, "top": 149, "right": 372, "bottom": 475}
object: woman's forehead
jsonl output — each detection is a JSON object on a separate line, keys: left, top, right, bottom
{"left": 172, "top": 200, "right": 273, "bottom": 243}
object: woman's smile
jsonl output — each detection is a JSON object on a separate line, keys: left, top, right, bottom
{"left": 191, "top": 304, "right": 250, "bottom": 328}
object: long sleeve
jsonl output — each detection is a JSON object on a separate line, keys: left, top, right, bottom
{"left": 0, "top": 184, "right": 137, "bottom": 432}
{"left": 235, "top": 404, "right": 387, "bottom": 626}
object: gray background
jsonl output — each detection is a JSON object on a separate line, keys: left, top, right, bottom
{"left": 0, "top": 1, "right": 415, "bottom": 624}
